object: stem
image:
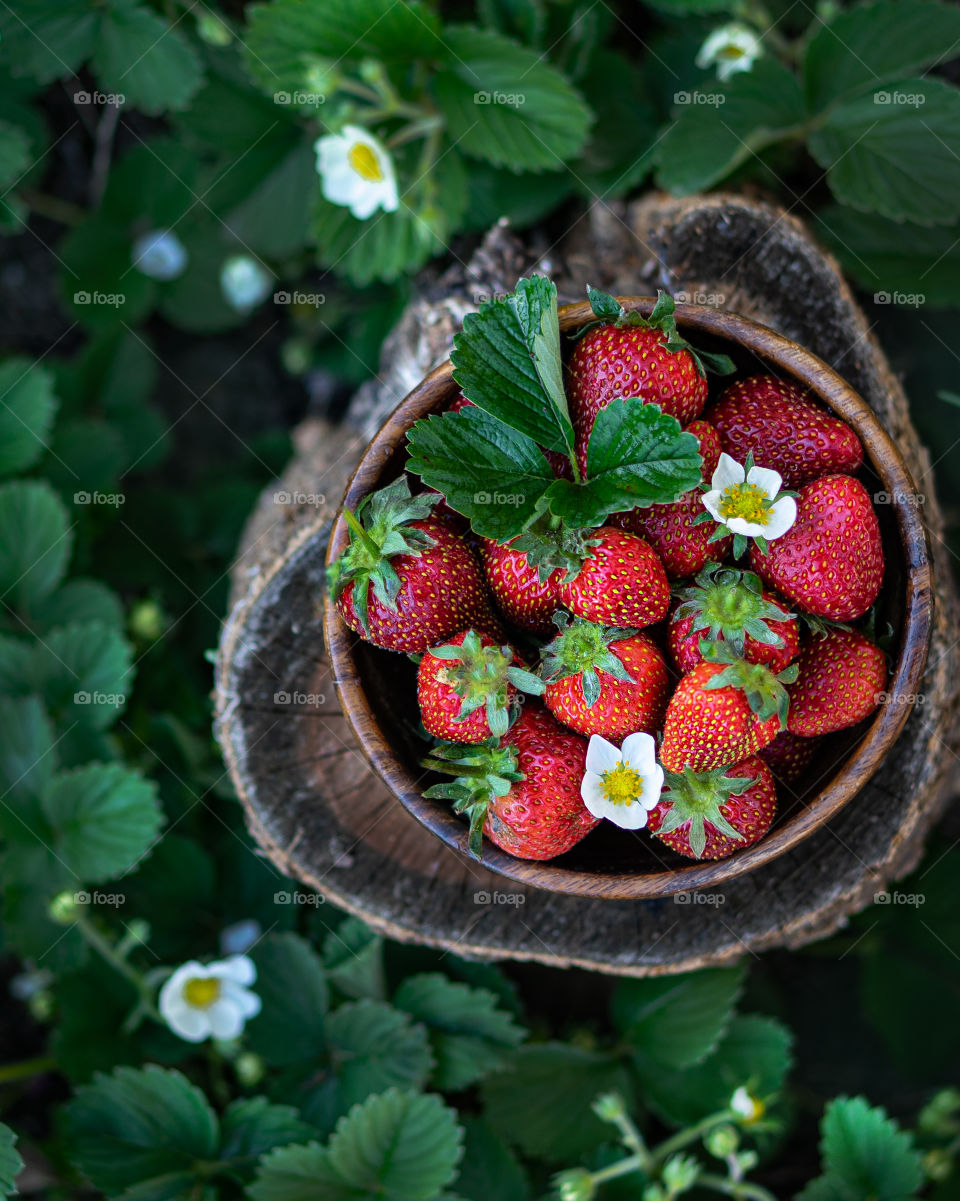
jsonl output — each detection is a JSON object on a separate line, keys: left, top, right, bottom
{"left": 342, "top": 507, "right": 380, "bottom": 558}
{"left": 652, "top": 1111, "right": 734, "bottom": 1164}
{"left": 698, "top": 1173, "right": 778, "bottom": 1201}
{"left": 386, "top": 115, "right": 443, "bottom": 150}
{"left": 337, "top": 77, "right": 383, "bottom": 104}
{"left": 75, "top": 912, "right": 162, "bottom": 1021}
{"left": 0, "top": 1056, "right": 57, "bottom": 1084}
{"left": 590, "top": 1153, "right": 649, "bottom": 1185}
{"left": 420, "top": 757, "right": 491, "bottom": 779}
{"left": 19, "top": 190, "right": 86, "bottom": 225}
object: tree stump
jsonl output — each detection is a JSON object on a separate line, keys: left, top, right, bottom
{"left": 215, "top": 194, "right": 960, "bottom": 976}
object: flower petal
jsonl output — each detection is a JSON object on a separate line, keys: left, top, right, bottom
{"left": 580, "top": 772, "right": 607, "bottom": 811}
{"left": 210, "top": 955, "right": 257, "bottom": 986}
{"left": 643, "top": 764, "right": 666, "bottom": 811}
{"left": 585, "top": 734, "right": 621, "bottom": 775}
{"left": 585, "top": 793, "right": 652, "bottom": 830}
{"left": 206, "top": 997, "right": 246, "bottom": 1040}
{"left": 701, "top": 489, "right": 726, "bottom": 524}
{"left": 711, "top": 453, "right": 745, "bottom": 491}
{"left": 620, "top": 731, "right": 657, "bottom": 774}
{"left": 763, "top": 496, "right": 798, "bottom": 540}
{"left": 221, "top": 981, "right": 262, "bottom": 1019}
{"left": 724, "top": 515, "right": 770, "bottom": 537}
{"left": 165, "top": 1003, "right": 211, "bottom": 1043}
{"left": 745, "top": 463, "right": 783, "bottom": 498}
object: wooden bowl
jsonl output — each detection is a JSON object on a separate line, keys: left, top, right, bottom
{"left": 324, "top": 299, "right": 933, "bottom": 899}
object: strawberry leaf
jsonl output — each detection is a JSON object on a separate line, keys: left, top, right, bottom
{"left": 451, "top": 276, "right": 574, "bottom": 457}
{"left": 406, "top": 406, "right": 555, "bottom": 540}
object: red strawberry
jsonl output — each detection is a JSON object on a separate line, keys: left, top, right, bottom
{"left": 647, "top": 757, "right": 776, "bottom": 859}
{"left": 329, "top": 477, "right": 501, "bottom": 653}
{"left": 708, "top": 375, "right": 863, "bottom": 489}
{"left": 448, "top": 393, "right": 474, "bottom": 413}
{"left": 540, "top": 615, "right": 669, "bottom": 742}
{"left": 786, "top": 628, "right": 887, "bottom": 736}
{"left": 614, "top": 420, "right": 732, "bottom": 577}
{"left": 480, "top": 538, "right": 565, "bottom": 636}
{"left": 561, "top": 527, "right": 670, "bottom": 629}
{"left": 759, "top": 729, "right": 821, "bottom": 784}
{"left": 668, "top": 565, "right": 799, "bottom": 674}
{"left": 659, "top": 649, "right": 796, "bottom": 772}
{"left": 422, "top": 706, "right": 599, "bottom": 860}
{"left": 417, "top": 628, "right": 544, "bottom": 743}
{"left": 567, "top": 289, "right": 733, "bottom": 478}
{"left": 750, "top": 474, "right": 883, "bottom": 621}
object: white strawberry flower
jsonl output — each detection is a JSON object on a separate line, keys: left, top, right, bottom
{"left": 314, "top": 125, "right": 398, "bottom": 220}
{"left": 696, "top": 23, "right": 763, "bottom": 81}
{"left": 702, "top": 453, "right": 797, "bottom": 541}
{"left": 159, "top": 954, "right": 261, "bottom": 1043}
{"left": 131, "top": 229, "right": 188, "bottom": 280}
{"left": 580, "top": 732, "right": 663, "bottom": 830}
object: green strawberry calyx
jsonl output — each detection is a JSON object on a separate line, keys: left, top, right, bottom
{"left": 421, "top": 739, "right": 524, "bottom": 859}
{"left": 673, "top": 565, "right": 796, "bottom": 659}
{"left": 658, "top": 765, "right": 760, "bottom": 858}
{"left": 540, "top": 613, "right": 638, "bottom": 708}
{"left": 509, "top": 513, "right": 603, "bottom": 583}
{"left": 582, "top": 286, "right": 737, "bottom": 379}
{"left": 700, "top": 641, "right": 798, "bottom": 730}
{"left": 426, "top": 630, "right": 544, "bottom": 738}
{"left": 327, "top": 476, "right": 439, "bottom": 636}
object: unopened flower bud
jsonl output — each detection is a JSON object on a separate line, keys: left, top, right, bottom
{"left": 553, "top": 1168, "right": 596, "bottom": 1201}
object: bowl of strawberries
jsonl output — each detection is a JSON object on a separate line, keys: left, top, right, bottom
{"left": 323, "top": 276, "right": 932, "bottom": 898}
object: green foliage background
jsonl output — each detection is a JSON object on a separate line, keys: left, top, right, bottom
{"left": 0, "top": 0, "right": 958, "bottom": 1196}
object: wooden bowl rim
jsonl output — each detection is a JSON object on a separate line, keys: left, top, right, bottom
{"left": 324, "top": 299, "right": 934, "bottom": 899}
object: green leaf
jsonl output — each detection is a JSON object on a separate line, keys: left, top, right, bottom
{"left": 432, "top": 26, "right": 592, "bottom": 172}
{"left": 809, "top": 78, "right": 960, "bottom": 226}
{"left": 93, "top": 5, "right": 203, "bottom": 114}
{"left": 31, "top": 621, "right": 133, "bottom": 731}
{"left": 655, "top": 58, "right": 805, "bottom": 194}
{"left": 0, "top": 695, "right": 57, "bottom": 805}
{"left": 0, "top": 121, "right": 31, "bottom": 194}
{"left": 575, "top": 52, "right": 659, "bottom": 198}
{"left": 327, "top": 1089, "right": 462, "bottom": 1201}
{"left": 323, "top": 917, "right": 385, "bottom": 1001}
{"left": 634, "top": 1015, "right": 793, "bottom": 1127}
{"left": 643, "top": 0, "right": 732, "bottom": 10}
{"left": 482, "top": 1043, "right": 633, "bottom": 1161}
{"left": 247, "top": 933, "right": 329, "bottom": 1066}
{"left": 546, "top": 400, "right": 703, "bottom": 527}
{"left": 797, "top": 1096, "right": 925, "bottom": 1201}
{"left": 224, "top": 140, "right": 317, "bottom": 259}
{"left": 64, "top": 1065, "right": 219, "bottom": 1200}
{"left": 0, "top": 480, "right": 72, "bottom": 611}
{"left": 321, "top": 999, "right": 434, "bottom": 1111}
{"left": 454, "top": 1117, "right": 530, "bottom": 1201}
{"left": 251, "top": 1144, "right": 363, "bottom": 1201}
{"left": 48, "top": 417, "right": 127, "bottom": 495}
{"left": 41, "top": 762, "right": 163, "bottom": 882}
{"left": 393, "top": 973, "right": 526, "bottom": 1091}
{"left": 0, "top": 637, "right": 34, "bottom": 695}
{"left": 405, "top": 407, "right": 555, "bottom": 540}
{"left": 0, "top": 0, "right": 98, "bottom": 84}
{"left": 0, "top": 359, "right": 57, "bottom": 476}
{"left": 219, "top": 1098, "right": 315, "bottom": 1174}
{"left": 0, "top": 1122, "right": 22, "bottom": 1198}
{"left": 804, "top": 0, "right": 960, "bottom": 112}
{"left": 477, "top": 0, "right": 545, "bottom": 45}
{"left": 31, "top": 579, "right": 125, "bottom": 634}
{"left": 612, "top": 965, "right": 745, "bottom": 1069}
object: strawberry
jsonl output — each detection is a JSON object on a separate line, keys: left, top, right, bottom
{"left": 540, "top": 615, "right": 669, "bottom": 742}
{"left": 647, "top": 757, "right": 776, "bottom": 859}
{"left": 750, "top": 474, "right": 883, "bottom": 621}
{"left": 668, "top": 565, "right": 799, "bottom": 674}
{"left": 480, "top": 537, "right": 566, "bottom": 636}
{"left": 708, "top": 375, "right": 864, "bottom": 489}
{"left": 560, "top": 527, "right": 670, "bottom": 629}
{"left": 417, "top": 628, "right": 544, "bottom": 743}
{"left": 659, "top": 647, "right": 797, "bottom": 772}
{"left": 422, "top": 705, "right": 599, "bottom": 860}
{"left": 759, "top": 729, "right": 820, "bottom": 784}
{"left": 786, "top": 628, "right": 887, "bottom": 736}
{"left": 329, "top": 477, "right": 501, "bottom": 653}
{"left": 568, "top": 289, "right": 734, "bottom": 478}
{"left": 614, "top": 420, "right": 732, "bottom": 577}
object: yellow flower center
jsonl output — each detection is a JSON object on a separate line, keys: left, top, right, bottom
{"left": 348, "top": 142, "right": 384, "bottom": 182}
{"left": 719, "top": 482, "right": 770, "bottom": 524}
{"left": 601, "top": 762, "right": 644, "bottom": 806}
{"left": 720, "top": 44, "right": 746, "bottom": 59}
{"left": 183, "top": 976, "right": 221, "bottom": 1008}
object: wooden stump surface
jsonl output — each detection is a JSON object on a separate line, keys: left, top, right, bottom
{"left": 215, "top": 193, "right": 960, "bottom": 976}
